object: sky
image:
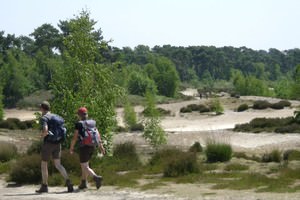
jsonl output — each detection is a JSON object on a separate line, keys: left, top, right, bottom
{"left": 1, "top": 0, "right": 300, "bottom": 50}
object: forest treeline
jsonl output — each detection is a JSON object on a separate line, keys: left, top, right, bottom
{"left": 1, "top": 13, "right": 300, "bottom": 109}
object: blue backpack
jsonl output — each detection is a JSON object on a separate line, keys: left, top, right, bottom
{"left": 44, "top": 114, "right": 67, "bottom": 143}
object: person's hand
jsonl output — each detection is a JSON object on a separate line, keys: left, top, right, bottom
{"left": 99, "top": 144, "right": 106, "bottom": 155}
{"left": 70, "top": 148, "right": 74, "bottom": 155}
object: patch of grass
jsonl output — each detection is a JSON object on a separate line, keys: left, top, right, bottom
{"left": 0, "top": 141, "right": 18, "bottom": 162}
{"left": 205, "top": 142, "right": 232, "bottom": 163}
{"left": 26, "top": 140, "right": 42, "bottom": 155}
{"left": 48, "top": 173, "right": 64, "bottom": 186}
{"left": 224, "top": 163, "right": 249, "bottom": 171}
{"left": 261, "top": 150, "right": 281, "bottom": 163}
{"left": 283, "top": 150, "right": 300, "bottom": 161}
{"left": 0, "top": 162, "right": 11, "bottom": 174}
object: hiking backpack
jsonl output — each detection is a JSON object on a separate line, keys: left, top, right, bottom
{"left": 79, "top": 119, "right": 101, "bottom": 147}
{"left": 44, "top": 114, "right": 67, "bottom": 143}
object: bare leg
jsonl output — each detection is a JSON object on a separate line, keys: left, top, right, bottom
{"left": 80, "top": 162, "right": 97, "bottom": 178}
{"left": 41, "top": 161, "right": 48, "bottom": 185}
{"left": 53, "top": 159, "right": 68, "bottom": 180}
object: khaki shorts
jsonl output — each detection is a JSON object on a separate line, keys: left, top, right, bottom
{"left": 79, "top": 146, "right": 95, "bottom": 163}
{"left": 41, "top": 142, "right": 61, "bottom": 161}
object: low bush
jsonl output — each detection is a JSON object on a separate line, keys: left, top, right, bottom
{"left": 189, "top": 142, "right": 203, "bottom": 153}
{"left": 270, "top": 102, "right": 285, "bottom": 110}
{"left": 237, "top": 104, "right": 249, "bottom": 112}
{"left": 113, "top": 142, "right": 141, "bottom": 170}
{"left": 60, "top": 150, "right": 81, "bottom": 175}
{"left": 187, "top": 104, "right": 200, "bottom": 111}
{"left": 163, "top": 152, "right": 199, "bottom": 177}
{"left": 115, "top": 126, "right": 128, "bottom": 133}
{"left": 27, "top": 140, "right": 43, "bottom": 155}
{"left": 278, "top": 100, "right": 291, "bottom": 107}
{"left": 253, "top": 100, "right": 271, "bottom": 110}
{"left": 10, "top": 154, "right": 41, "bottom": 184}
{"left": 261, "top": 150, "right": 281, "bottom": 163}
{"left": 205, "top": 142, "right": 232, "bottom": 163}
{"left": 180, "top": 107, "right": 192, "bottom": 113}
{"left": 0, "top": 141, "right": 18, "bottom": 162}
{"left": 0, "top": 118, "right": 35, "bottom": 130}
{"left": 198, "top": 105, "right": 210, "bottom": 113}
{"left": 130, "top": 123, "right": 144, "bottom": 132}
{"left": 157, "top": 107, "right": 171, "bottom": 116}
{"left": 275, "top": 123, "right": 300, "bottom": 133}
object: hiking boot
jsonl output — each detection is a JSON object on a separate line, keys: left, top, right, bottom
{"left": 66, "top": 179, "right": 74, "bottom": 193}
{"left": 93, "top": 175, "right": 102, "bottom": 189}
{"left": 78, "top": 180, "right": 87, "bottom": 190}
{"left": 36, "top": 184, "right": 48, "bottom": 193}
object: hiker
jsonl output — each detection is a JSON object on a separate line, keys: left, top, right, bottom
{"left": 36, "top": 101, "right": 74, "bottom": 193}
{"left": 70, "top": 107, "right": 105, "bottom": 190}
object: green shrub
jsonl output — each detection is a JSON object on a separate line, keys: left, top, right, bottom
{"left": 0, "top": 142, "right": 18, "bottom": 162}
{"left": 209, "top": 98, "right": 224, "bottom": 115}
{"left": 130, "top": 123, "right": 144, "bottom": 132}
{"left": 163, "top": 152, "right": 199, "bottom": 177}
{"left": 156, "top": 107, "right": 171, "bottom": 116}
{"left": 198, "top": 105, "right": 210, "bottom": 113}
{"left": 112, "top": 142, "right": 141, "bottom": 170}
{"left": 189, "top": 142, "right": 203, "bottom": 153}
{"left": 10, "top": 154, "right": 41, "bottom": 184}
{"left": 205, "top": 142, "right": 232, "bottom": 163}
{"left": 48, "top": 173, "right": 64, "bottom": 186}
{"left": 270, "top": 102, "right": 284, "bottom": 110}
{"left": 253, "top": 100, "right": 271, "bottom": 110}
{"left": 262, "top": 150, "right": 281, "bottom": 163}
{"left": 27, "top": 140, "right": 43, "bottom": 155}
{"left": 115, "top": 126, "right": 128, "bottom": 133}
{"left": 275, "top": 123, "right": 300, "bottom": 133}
{"left": 60, "top": 150, "right": 81, "bottom": 175}
{"left": 237, "top": 104, "right": 249, "bottom": 112}
{"left": 224, "top": 163, "right": 249, "bottom": 171}
{"left": 124, "top": 102, "right": 137, "bottom": 129}
{"left": 147, "top": 148, "right": 183, "bottom": 173}
{"left": 180, "top": 107, "right": 192, "bottom": 113}
{"left": 278, "top": 100, "right": 291, "bottom": 107}
{"left": 0, "top": 118, "right": 35, "bottom": 130}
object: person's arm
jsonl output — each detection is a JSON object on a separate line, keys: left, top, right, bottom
{"left": 40, "top": 117, "right": 49, "bottom": 138}
{"left": 98, "top": 141, "right": 106, "bottom": 155}
{"left": 70, "top": 130, "right": 78, "bottom": 154}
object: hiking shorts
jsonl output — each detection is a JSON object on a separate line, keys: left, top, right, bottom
{"left": 41, "top": 142, "right": 61, "bottom": 161}
{"left": 79, "top": 146, "right": 95, "bottom": 163}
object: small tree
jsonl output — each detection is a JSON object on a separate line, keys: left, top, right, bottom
{"left": 209, "top": 98, "right": 224, "bottom": 115}
{"left": 123, "top": 99, "right": 137, "bottom": 129}
{"left": 50, "top": 10, "right": 121, "bottom": 152}
{"left": 143, "top": 90, "right": 166, "bottom": 147}
{"left": 0, "top": 86, "right": 4, "bottom": 121}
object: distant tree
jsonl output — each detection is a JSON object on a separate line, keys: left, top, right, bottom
{"left": 123, "top": 99, "right": 137, "bottom": 129}
{"left": 291, "top": 64, "right": 300, "bottom": 99}
{"left": 127, "top": 71, "right": 157, "bottom": 96}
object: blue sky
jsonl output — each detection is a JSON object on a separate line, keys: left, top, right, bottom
{"left": 1, "top": 0, "right": 300, "bottom": 50}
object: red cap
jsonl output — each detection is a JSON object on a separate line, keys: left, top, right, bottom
{"left": 78, "top": 107, "right": 88, "bottom": 115}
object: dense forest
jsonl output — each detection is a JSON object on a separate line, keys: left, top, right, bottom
{"left": 1, "top": 11, "right": 300, "bottom": 111}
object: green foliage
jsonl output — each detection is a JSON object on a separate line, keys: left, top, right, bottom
{"left": 209, "top": 98, "right": 224, "bottom": 115}
{"left": 253, "top": 100, "right": 271, "bottom": 110}
{"left": 261, "top": 150, "right": 281, "bottom": 163}
{"left": 163, "top": 152, "right": 199, "bottom": 177}
{"left": 180, "top": 104, "right": 210, "bottom": 113}
{"left": 205, "top": 142, "right": 232, "bottom": 163}
{"left": 60, "top": 150, "right": 81, "bottom": 175}
{"left": 189, "top": 142, "right": 203, "bottom": 153}
{"left": 50, "top": 10, "right": 121, "bottom": 152}
{"left": 237, "top": 104, "right": 249, "bottom": 112}
{"left": 10, "top": 154, "right": 41, "bottom": 184}
{"left": 0, "top": 141, "right": 18, "bottom": 162}
{"left": 143, "top": 91, "right": 166, "bottom": 147}
{"left": 27, "top": 140, "right": 42, "bottom": 155}
{"left": 283, "top": 150, "right": 300, "bottom": 161}
{"left": 113, "top": 142, "right": 140, "bottom": 163}
{"left": 123, "top": 100, "right": 137, "bottom": 129}
{"left": 127, "top": 71, "right": 157, "bottom": 96}
{"left": 0, "top": 118, "right": 35, "bottom": 130}
{"left": 0, "top": 86, "right": 3, "bottom": 120}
